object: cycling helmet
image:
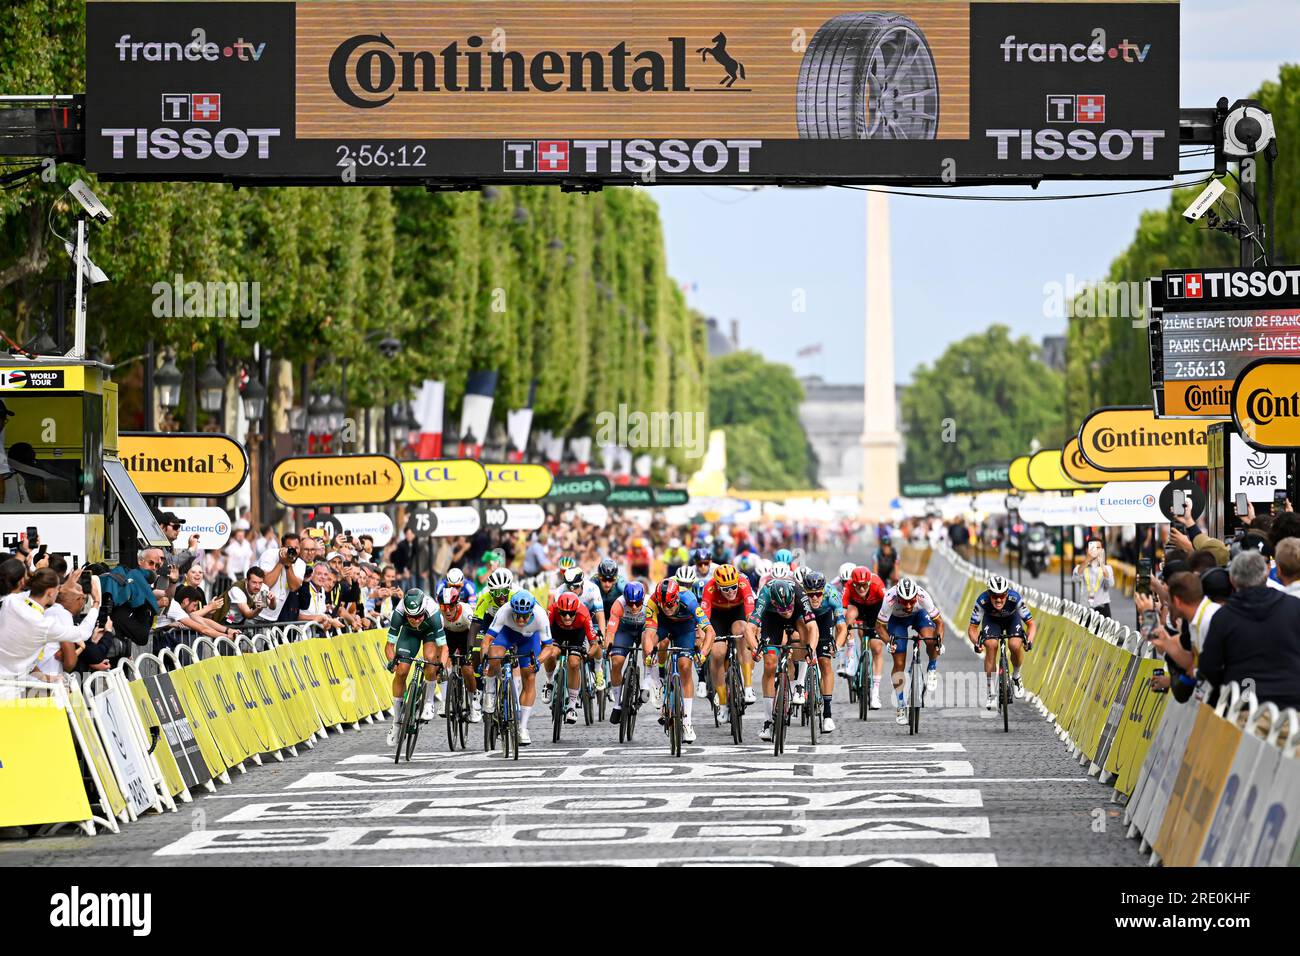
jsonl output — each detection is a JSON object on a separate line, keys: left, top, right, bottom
{"left": 737, "top": 553, "right": 757, "bottom": 573}
{"left": 509, "top": 590, "right": 536, "bottom": 616}
{"left": 987, "top": 574, "right": 1010, "bottom": 595}
{"left": 850, "top": 566, "right": 872, "bottom": 587}
{"left": 597, "top": 558, "right": 619, "bottom": 581}
{"left": 756, "top": 558, "right": 772, "bottom": 578}
{"left": 657, "top": 579, "right": 681, "bottom": 606}
{"left": 557, "top": 555, "right": 577, "bottom": 570}
{"left": 675, "top": 565, "right": 697, "bottom": 586}
{"left": 802, "top": 569, "right": 827, "bottom": 592}
{"left": 561, "top": 567, "right": 584, "bottom": 590}
{"left": 623, "top": 581, "right": 646, "bottom": 605}
{"left": 714, "top": 564, "right": 739, "bottom": 589}
{"left": 838, "top": 561, "right": 856, "bottom": 583}
{"left": 793, "top": 565, "right": 812, "bottom": 586}
{"left": 774, "top": 548, "right": 793, "bottom": 565}
{"left": 769, "top": 580, "right": 796, "bottom": 615}
{"left": 896, "top": 578, "right": 919, "bottom": 602}
{"left": 482, "top": 549, "right": 503, "bottom": 566}
{"left": 711, "top": 540, "right": 728, "bottom": 558}
{"left": 668, "top": 537, "right": 682, "bottom": 550}
{"left": 692, "top": 548, "right": 711, "bottom": 565}
{"left": 771, "top": 562, "right": 793, "bottom": 580}
{"left": 437, "top": 585, "right": 460, "bottom": 606}
{"left": 403, "top": 588, "right": 428, "bottom": 616}
{"left": 554, "top": 591, "right": 582, "bottom": 615}
{"left": 445, "top": 568, "right": 465, "bottom": 586}
{"left": 486, "top": 568, "right": 514, "bottom": 592}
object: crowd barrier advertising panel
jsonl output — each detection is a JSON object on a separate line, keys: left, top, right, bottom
{"left": 85, "top": 1, "right": 1179, "bottom": 186}
{"left": 0, "top": 697, "right": 94, "bottom": 828}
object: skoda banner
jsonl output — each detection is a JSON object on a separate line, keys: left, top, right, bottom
{"left": 1078, "top": 405, "right": 1211, "bottom": 471}
{"left": 482, "top": 463, "right": 554, "bottom": 500}
{"left": 119, "top": 432, "right": 248, "bottom": 497}
{"left": 1231, "top": 358, "right": 1300, "bottom": 451}
{"left": 966, "top": 461, "right": 1010, "bottom": 491}
{"left": 397, "top": 458, "right": 488, "bottom": 501}
{"left": 607, "top": 486, "right": 654, "bottom": 508}
{"left": 900, "top": 481, "right": 943, "bottom": 498}
{"left": 545, "top": 473, "right": 611, "bottom": 504}
{"left": 652, "top": 487, "right": 690, "bottom": 506}
{"left": 270, "top": 454, "right": 404, "bottom": 505}
{"left": 85, "top": 1, "right": 1178, "bottom": 186}
{"left": 942, "top": 471, "right": 972, "bottom": 494}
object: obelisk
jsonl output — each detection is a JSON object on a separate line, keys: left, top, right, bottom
{"left": 861, "top": 191, "right": 902, "bottom": 519}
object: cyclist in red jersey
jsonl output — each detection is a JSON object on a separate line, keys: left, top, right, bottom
{"left": 700, "top": 564, "right": 757, "bottom": 717}
{"left": 841, "top": 566, "right": 887, "bottom": 710}
{"left": 547, "top": 592, "right": 601, "bottom": 725}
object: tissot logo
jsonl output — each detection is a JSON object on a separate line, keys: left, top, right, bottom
{"left": 502, "top": 138, "right": 760, "bottom": 174}
{"left": 327, "top": 31, "right": 746, "bottom": 109}
{"left": 1046, "top": 94, "right": 1105, "bottom": 124}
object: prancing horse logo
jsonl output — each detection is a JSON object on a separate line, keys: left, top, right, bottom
{"left": 697, "top": 33, "right": 745, "bottom": 87}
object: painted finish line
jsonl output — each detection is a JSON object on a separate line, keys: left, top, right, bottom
{"left": 219, "top": 789, "right": 985, "bottom": 823}
{"left": 156, "top": 817, "right": 992, "bottom": 855}
{"left": 340, "top": 742, "right": 967, "bottom": 764}
{"left": 287, "top": 761, "right": 977, "bottom": 789}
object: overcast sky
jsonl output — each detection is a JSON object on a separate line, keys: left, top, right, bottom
{"left": 651, "top": 0, "right": 1298, "bottom": 385}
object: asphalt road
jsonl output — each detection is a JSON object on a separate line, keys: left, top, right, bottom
{"left": 2, "top": 547, "right": 1146, "bottom": 867}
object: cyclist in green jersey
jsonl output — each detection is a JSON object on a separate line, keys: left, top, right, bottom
{"left": 385, "top": 588, "right": 447, "bottom": 747}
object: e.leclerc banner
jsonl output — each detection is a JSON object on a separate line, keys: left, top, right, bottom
{"left": 1077, "top": 405, "right": 1211, "bottom": 472}
{"left": 119, "top": 432, "right": 248, "bottom": 497}
{"left": 271, "top": 454, "right": 404, "bottom": 505}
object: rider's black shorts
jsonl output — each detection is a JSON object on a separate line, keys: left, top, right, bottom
{"left": 979, "top": 617, "right": 1026, "bottom": 642}
{"left": 444, "top": 627, "right": 472, "bottom": 659}
{"left": 709, "top": 604, "right": 747, "bottom": 637}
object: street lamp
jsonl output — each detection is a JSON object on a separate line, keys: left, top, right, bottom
{"left": 241, "top": 368, "right": 267, "bottom": 423}
{"left": 155, "top": 351, "right": 183, "bottom": 410}
{"left": 326, "top": 394, "right": 346, "bottom": 435}
{"left": 197, "top": 360, "right": 225, "bottom": 414}
{"left": 392, "top": 413, "right": 411, "bottom": 448}
{"left": 513, "top": 204, "right": 530, "bottom": 224}
{"left": 308, "top": 392, "right": 330, "bottom": 435}
{"left": 288, "top": 405, "right": 307, "bottom": 450}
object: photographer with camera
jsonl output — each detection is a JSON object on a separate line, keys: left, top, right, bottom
{"left": 1072, "top": 534, "right": 1115, "bottom": 618}
{"left": 255, "top": 531, "right": 306, "bottom": 625}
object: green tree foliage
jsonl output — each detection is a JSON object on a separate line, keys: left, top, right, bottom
{"left": 709, "top": 351, "right": 812, "bottom": 489}
{"left": 899, "top": 325, "right": 1064, "bottom": 481}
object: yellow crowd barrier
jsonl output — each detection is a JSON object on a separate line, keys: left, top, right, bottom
{"left": 0, "top": 625, "right": 393, "bottom": 837}
{"left": 898, "top": 545, "right": 932, "bottom": 577}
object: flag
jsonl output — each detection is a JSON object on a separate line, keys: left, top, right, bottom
{"left": 412, "top": 380, "right": 444, "bottom": 459}
{"left": 458, "top": 370, "right": 497, "bottom": 458}
{"left": 568, "top": 436, "right": 592, "bottom": 475}
{"left": 634, "top": 453, "right": 653, "bottom": 486}
{"left": 505, "top": 380, "right": 537, "bottom": 463}
{"left": 797, "top": 343, "right": 822, "bottom": 358}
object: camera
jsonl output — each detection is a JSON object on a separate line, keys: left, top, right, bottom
{"left": 1182, "top": 178, "right": 1226, "bottom": 223}
{"left": 68, "top": 178, "right": 113, "bottom": 223}
{"left": 1221, "top": 99, "right": 1276, "bottom": 160}
{"left": 284, "top": 546, "right": 298, "bottom": 561}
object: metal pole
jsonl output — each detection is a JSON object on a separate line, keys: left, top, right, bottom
{"left": 1241, "top": 157, "right": 1260, "bottom": 268}
{"left": 67, "top": 216, "right": 87, "bottom": 359}
{"left": 185, "top": 354, "right": 198, "bottom": 432}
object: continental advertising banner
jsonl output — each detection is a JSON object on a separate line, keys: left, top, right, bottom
{"left": 85, "top": 1, "right": 1179, "bottom": 185}
{"left": 120, "top": 432, "right": 248, "bottom": 497}
{"left": 1078, "top": 405, "right": 1211, "bottom": 471}
{"left": 271, "top": 454, "right": 404, "bottom": 505}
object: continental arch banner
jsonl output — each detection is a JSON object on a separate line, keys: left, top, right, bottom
{"left": 86, "top": 0, "right": 1178, "bottom": 185}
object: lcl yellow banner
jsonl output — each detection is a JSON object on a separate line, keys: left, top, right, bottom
{"left": 1061, "top": 437, "right": 1179, "bottom": 484}
{"left": 271, "top": 454, "right": 404, "bottom": 505}
{"left": 1078, "top": 406, "right": 1211, "bottom": 471}
{"left": 1008, "top": 455, "right": 1036, "bottom": 492}
{"left": 1232, "top": 359, "right": 1300, "bottom": 450}
{"left": 120, "top": 433, "right": 249, "bottom": 497}
{"left": 481, "top": 463, "right": 554, "bottom": 500}
{"left": 397, "top": 459, "right": 488, "bottom": 502}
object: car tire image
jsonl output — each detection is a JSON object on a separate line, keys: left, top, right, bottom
{"left": 796, "top": 13, "right": 940, "bottom": 140}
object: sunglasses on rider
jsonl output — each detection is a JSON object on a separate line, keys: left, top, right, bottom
{"left": 806, "top": 589, "right": 824, "bottom": 598}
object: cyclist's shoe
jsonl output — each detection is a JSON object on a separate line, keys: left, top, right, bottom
{"left": 925, "top": 669, "right": 938, "bottom": 694}
{"left": 1013, "top": 674, "right": 1025, "bottom": 699}
{"left": 792, "top": 684, "right": 806, "bottom": 706}
{"left": 484, "top": 690, "right": 497, "bottom": 712}
{"left": 823, "top": 716, "right": 836, "bottom": 733}
{"left": 640, "top": 685, "right": 653, "bottom": 704}
{"left": 434, "top": 681, "right": 444, "bottom": 701}
{"left": 682, "top": 722, "right": 697, "bottom": 744}
{"left": 837, "top": 663, "right": 852, "bottom": 679}
{"left": 759, "top": 721, "right": 774, "bottom": 742}
{"left": 594, "top": 669, "right": 607, "bottom": 691}
{"left": 869, "top": 686, "right": 882, "bottom": 710}
{"left": 469, "top": 699, "right": 482, "bottom": 723}
{"left": 518, "top": 726, "right": 532, "bottom": 746}
{"left": 743, "top": 687, "right": 757, "bottom": 705}
{"left": 540, "top": 682, "right": 553, "bottom": 705}
{"left": 719, "top": 708, "right": 730, "bottom": 724}
{"left": 649, "top": 683, "right": 664, "bottom": 709}
{"left": 422, "top": 700, "right": 437, "bottom": 721}
{"left": 895, "top": 706, "right": 907, "bottom": 725}
{"left": 695, "top": 680, "right": 708, "bottom": 700}
{"left": 564, "top": 703, "right": 578, "bottom": 725}
{"left": 386, "top": 724, "right": 399, "bottom": 747}
{"left": 609, "top": 707, "right": 622, "bottom": 725}
{"left": 986, "top": 691, "right": 997, "bottom": 711}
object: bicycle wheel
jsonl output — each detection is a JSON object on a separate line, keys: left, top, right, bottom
{"left": 551, "top": 665, "right": 566, "bottom": 743}
{"left": 456, "top": 677, "right": 469, "bottom": 749}
{"left": 581, "top": 663, "right": 594, "bottom": 726}
{"left": 668, "top": 674, "right": 683, "bottom": 757}
{"left": 858, "top": 648, "right": 871, "bottom": 721}
{"left": 405, "top": 677, "right": 425, "bottom": 761}
{"left": 445, "top": 678, "right": 459, "bottom": 752}
{"left": 909, "top": 648, "right": 922, "bottom": 736}
{"left": 727, "top": 657, "right": 744, "bottom": 744}
{"left": 1000, "top": 650, "right": 1011, "bottom": 734}
{"left": 773, "top": 670, "right": 788, "bottom": 756}
{"left": 809, "top": 668, "right": 820, "bottom": 747}
{"left": 619, "top": 661, "right": 637, "bottom": 744}
{"left": 597, "top": 659, "right": 608, "bottom": 722}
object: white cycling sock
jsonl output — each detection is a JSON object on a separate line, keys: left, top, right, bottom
{"left": 391, "top": 695, "right": 401, "bottom": 713}
{"left": 519, "top": 704, "right": 532, "bottom": 727}
{"left": 483, "top": 676, "right": 497, "bottom": 697}
{"left": 763, "top": 696, "right": 773, "bottom": 721}
{"left": 795, "top": 661, "right": 808, "bottom": 685}
{"left": 611, "top": 684, "right": 622, "bottom": 707}
{"left": 683, "top": 696, "right": 693, "bottom": 721}
{"left": 987, "top": 673, "right": 997, "bottom": 692}
{"left": 568, "top": 686, "right": 579, "bottom": 703}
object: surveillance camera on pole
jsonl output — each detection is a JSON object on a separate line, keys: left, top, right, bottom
{"left": 1220, "top": 99, "right": 1277, "bottom": 160}
{"left": 67, "top": 178, "right": 113, "bottom": 223}
{"left": 1182, "top": 178, "right": 1227, "bottom": 223}
{"left": 58, "top": 180, "right": 113, "bottom": 360}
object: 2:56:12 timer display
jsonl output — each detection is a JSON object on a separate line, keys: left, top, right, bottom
{"left": 335, "top": 144, "right": 428, "bottom": 168}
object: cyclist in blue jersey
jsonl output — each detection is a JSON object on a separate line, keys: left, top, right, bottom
{"left": 436, "top": 566, "right": 476, "bottom": 604}
{"left": 482, "top": 589, "right": 553, "bottom": 746}
{"left": 641, "top": 578, "right": 716, "bottom": 743}
{"left": 967, "top": 574, "right": 1036, "bottom": 710}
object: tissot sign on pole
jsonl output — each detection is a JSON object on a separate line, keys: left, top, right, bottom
{"left": 85, "top": 1, "right": 1178, "bottom": 187}
{"left": 1149, "top": 268, "right": 1300, "bottom": 418}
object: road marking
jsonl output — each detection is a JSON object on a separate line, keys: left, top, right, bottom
{"left": 155, "top": 816, "right": 991, "bottom": 855}
{"left": 218, "top": 788, "right": 985, "bottom": 823}
{"left": 339, "top": 741, "right": 967, "bottom": 764}
{"left": 285, "top": 760, "right": 976, "bottom": 790}
{"left": 457, "top": 853, "right": 999, "bottom": 867}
